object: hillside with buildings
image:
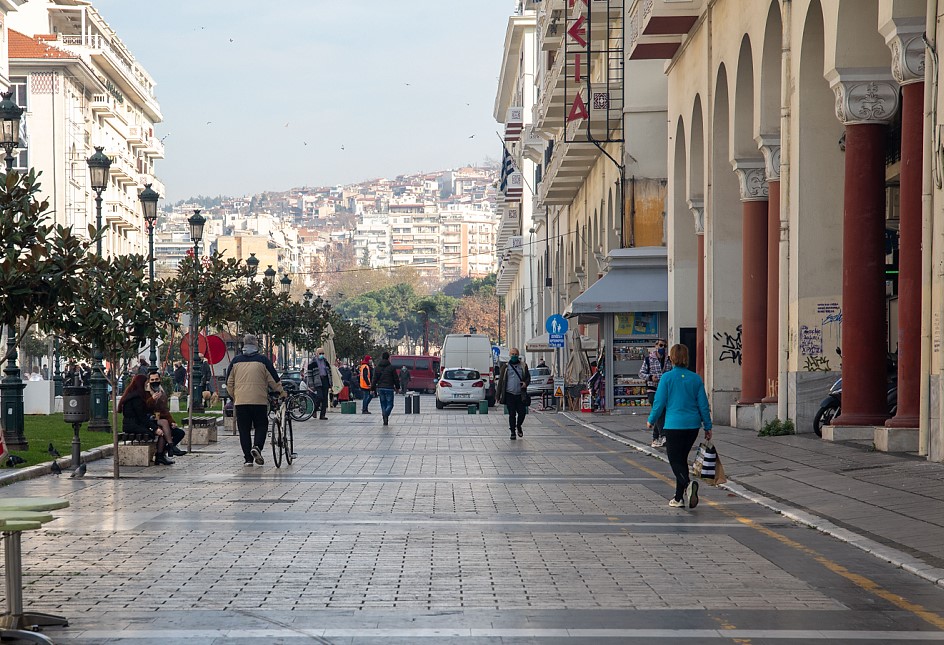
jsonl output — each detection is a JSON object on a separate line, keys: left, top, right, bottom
{"left": 155, "top": 164, "right": 500, "bottom": 299}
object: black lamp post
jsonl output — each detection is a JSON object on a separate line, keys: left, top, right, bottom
{"left": 263, "top": 265, "right": 276, "bottom": 357}
{"left": 246, "top": 252, "right": 259, "bottom": 283}
{"left": 86, "top": 146, "right": 111, "bottom": 433}
{"left": 280, "top": 274, "right": 291, "bottom": 369}
{"left": 188, "top": 210, "right": 206, "bottom": 418}
{"left": 0, "top": 90, "right": 25, "bottom": 449}
{"left": 139, "top": 183, "right": 160, "bottom": 373}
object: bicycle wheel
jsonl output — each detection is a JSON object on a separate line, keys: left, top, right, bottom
{"left": 270, "top": 414, "right": 283, "bottom": 468}
{"left": 289, "top": 393, "right": 315, "bottom": 422}
{"left": 284, "top": 411, "right": 294, "bottom": 465}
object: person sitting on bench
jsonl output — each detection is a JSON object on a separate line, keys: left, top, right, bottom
{"left": 118, "top": 374, "right": 174, "bottom": 466}
{"left": 146, "top": 373, "right": 187, "bottom": 456}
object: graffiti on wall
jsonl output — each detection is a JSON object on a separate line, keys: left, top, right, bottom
{"left": 799, "top": 325, "right": 823, "bottom": 356}
{"left": 799, "top": 302, "right": 842, "bottom": 372}
{"left": 713, "top": 325, "right": 742, "bottom": 365}
{"left": 803, "top": 355, "right": 831, "bottom": 372}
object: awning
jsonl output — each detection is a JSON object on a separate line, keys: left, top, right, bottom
{"left": 565, "top": 248, "right": 668, "bottom": 317}
{"left": 525, "top": 333, "right": 598, "bottom": 353}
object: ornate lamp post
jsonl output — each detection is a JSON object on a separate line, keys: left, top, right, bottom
{"left": 262, "top": 265, "right": 276, "bottom": 359}
{"left": 280, "top": 273, "right": 292, "bottom": 369}
{"left": 86, "top": 146, "right": 112, "bottom": 433}
{"left": 246, "top": 253, "right": 259, "bottom": 283}
{"left": 0, "top": 89, "right": 26, "bottom": 449}
{"left": 139, "top": 183, "right": 160, "bottom": 373}
{"left": 188, "top": 210, "right": 206, "bottom": 417}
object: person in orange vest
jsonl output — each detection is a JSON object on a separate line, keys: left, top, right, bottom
{"left": 359, "top": 355, "right": 374, "bottom": 414}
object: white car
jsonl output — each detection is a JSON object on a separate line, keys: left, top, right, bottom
{"left": 435, "top": 368, "right": 486, "bottom": 409}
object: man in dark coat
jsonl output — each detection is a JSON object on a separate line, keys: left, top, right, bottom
{"left": 307, "top": 347, "right": 333, "bottom": 420}
{"left": 371, "top": 352, "right": 400, "bottom": 426}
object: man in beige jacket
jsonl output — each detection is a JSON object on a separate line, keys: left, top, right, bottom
{"left": 226, "top": 334, "right": 285, "bottom": 466}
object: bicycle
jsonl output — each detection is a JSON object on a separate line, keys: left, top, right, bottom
{"left": 268, "top": 393, "right": 294, "bottom": 467}
{"left": 287, "top": 391, "right": 315, "bottom": 422}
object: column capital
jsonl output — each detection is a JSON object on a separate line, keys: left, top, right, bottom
{"left": 756, "top": 136, "right": 781, "bottom": 182}
{"left": 731, "top": 159, "right": 768, "bottom": 202}
{"left": 880, "top": 17, "right": 926, "bottom": 86}
{"left": 687, "top": 198, "right": 704, "bottom": 235}
{"left": 829, "top": 70, "right": 899, "bottom": 125}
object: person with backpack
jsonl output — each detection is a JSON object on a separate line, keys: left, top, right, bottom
{"left": 639, "top": 338, "right": 672, "bottom": 447}
{"left": 358, "top": 356, "right": 374, "bottom": 414}
{"left": 497, "top": 348, "right": 531, "bottom": 440}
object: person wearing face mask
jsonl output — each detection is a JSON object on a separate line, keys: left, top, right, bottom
{"left": 497, "top": 348, "right": 531, "bottom": 440}
{"left": 147, "top": 373, "right": 187, "bottom": 456}
{"left": 639, "top": 339, "right": 673, "bottom": 447}
{"left": 307, "top": 347, "right": 332, "bottom": 420}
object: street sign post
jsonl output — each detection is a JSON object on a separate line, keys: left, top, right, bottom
{"left": 548, "top": 334, "right": 565, "bottom": 348}
{"left": 546, "top": 314, "right": 569, "bottom": 335}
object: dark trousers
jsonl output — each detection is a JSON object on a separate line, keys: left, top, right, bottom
{"left": 664, "top": 429, "right": 700, "bottom": 501}
{"left": 362, "top": 389, "right": 373, "bottom": 412}
{"left": 171, "top": 426, "right": 185, "bottom": 446}
{"left": 235, "top": 404, "right": 268, "bottom": 461}
{"left": 314, "top": 385, "right": 329, "bottom": 417}
{"left": 647, "top": 391, "right": 665, "bottom": 439}
{"left": 505, "top": 392, "right": 527, "bottom": 432}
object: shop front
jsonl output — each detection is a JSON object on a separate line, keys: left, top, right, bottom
{"left": 565, "top": 248, "right": 668, "bottom": 413}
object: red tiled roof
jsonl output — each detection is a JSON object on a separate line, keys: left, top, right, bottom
{"left": 9, "top": 30, "right": 77, "bottom": 60}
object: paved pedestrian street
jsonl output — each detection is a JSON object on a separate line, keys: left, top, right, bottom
{"left": 4, "top": 401, "right": 944, "bottom": 644}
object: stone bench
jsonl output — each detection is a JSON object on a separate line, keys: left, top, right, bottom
{"left": 116, "top": 432, "right": 157, "bottom": 467}
{"left": 184, "top": 415, "right": 219, "bottom": 445}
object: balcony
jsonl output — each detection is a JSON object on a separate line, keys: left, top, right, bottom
{"left": 127, "top": 125, "right": 146, "bottom": 147}
{"left": 627, "top": 0, "right": 703, "bottom": 60}
{"left": 537, "top": 0, "right": 565, "bottom": 51}
{"left": 90, "top": 93, "right": 116, "bottom": 118}
{"left": 536, "top": 139, "right": 601, "bottom": 208}
{"left": 106, "top": 149, "right": 137, "bottom": 185}
{"left": 143, "top": 136, "right": 165, "bottom": 159}
{"left": 140, "top": 175, "right": 165, "bottom": 200}
{"left": 533, "top": 43, "right": 567, "bottom": 135}
{"left": 495, "top": 236, "right": 525, "bottom": 295}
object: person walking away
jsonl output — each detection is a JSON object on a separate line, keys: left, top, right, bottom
{"left": 497, "top": 348, "right": 531, "bottom": 440}
{"left": 173, "top": 362, "right": 186, "bottom": 393}
{"left": 372, "top": 352, "right": 400, "bottom": 426}
{"left": 639, "top": 339, "right": 672, "bottom": 447}
{"left": 647, "top": 344, "right": 711, "bottom": 509}
{"left": 399, "top": 365, "right": 411, "bottom": 394}
{"left": 359, "top": 356, "right": 374, "bottom": 414}
{"left": 307, "top": 347, "right": 332, "bottom": 420}
{"left": 226, "top": 334, "right": 286, "bottom": 467}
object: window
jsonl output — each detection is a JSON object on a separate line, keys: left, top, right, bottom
{"left": 10, "top": 77, "right": 27, "bottom": 111}
{"left": 444, "top": 369, "right": 480, "bottom": 381}
{"left": 415, "top": 359, "right": 429, "bottom": 370}
{"left": 12, "top": 149, "right": 27, "bottom": 172}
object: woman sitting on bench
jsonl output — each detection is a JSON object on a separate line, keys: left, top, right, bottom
{"left": 118, "top": 374, "right": 174, "bottom": 466}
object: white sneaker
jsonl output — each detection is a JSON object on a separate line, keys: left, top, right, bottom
{"left": 657, "top": 436, "right": 667, "bottom": 447}
{"left": 650, "top": 439, "right": 661, "bottom": 448}
{"left": 668, "top": 498, "right": 687, "bottom": 508}
{"left": 250, "top": 446, "right": 264, "bottom": 465}
{"left": 687, "top": 480, "right": 700, "bottom": 508}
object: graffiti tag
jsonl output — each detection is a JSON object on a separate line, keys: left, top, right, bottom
{"left": 799, "top": 325, "right": 823, "bottom": 356}
{"left": 713, "top": 325, "right": 742, "bottom": 365}
{"left": 804, "top": 355, "right": 831, "bottom": 372}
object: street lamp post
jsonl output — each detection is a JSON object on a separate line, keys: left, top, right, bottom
{"left": 86, "top": 146, "right": 112, "bottom": 433}
{"left": 0, "top": 90, "right": 26, "bottom": 449}
{"left": 188, "top": 210, "right": 206, "bottom": 421}
{"left": 139, "top": 184, "right": 160, "bottom": 373}
{"left": 280, "top": 273, "right": 291, "bottom": 369}
{"left": 263, "top": 265, "right": 276, "bottom": 359}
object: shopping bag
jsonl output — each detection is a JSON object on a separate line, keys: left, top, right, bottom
{"left": 712, "top": 456, "right": 728, "bottom": 486}
{"left": 691, "top": 442, "right": 717, "bottom": 479}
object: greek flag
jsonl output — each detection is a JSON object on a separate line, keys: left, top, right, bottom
{"left": 499, "top": 147, "right": 515, "bottom": 193}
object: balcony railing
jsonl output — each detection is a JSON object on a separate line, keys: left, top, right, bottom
{"left": 627, "top": 0, "right": 703, "bottom": 60}
{"left": 58, "top": 33, "right": 156, "bottom": 99}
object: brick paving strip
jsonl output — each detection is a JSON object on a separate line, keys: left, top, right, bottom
{"left": 2, "top": 403, "right": 944, "bottom": 643}
{"left": 566, "top": 411, "right": 944, "bottom": 588}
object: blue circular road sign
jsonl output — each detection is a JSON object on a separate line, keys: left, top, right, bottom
{"left": 546, "top": 314, "right": 569, "bottom": 335}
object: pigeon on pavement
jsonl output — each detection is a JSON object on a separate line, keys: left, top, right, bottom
{"left": 51, "top": 460, "right": 62, "bottom": 476}
{"left": 70, "top": 463, "right": 87, "bottom": 479}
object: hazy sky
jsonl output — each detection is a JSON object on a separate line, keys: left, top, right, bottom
{"left": 91, "top": 0, "right": 513, "bottom": 201}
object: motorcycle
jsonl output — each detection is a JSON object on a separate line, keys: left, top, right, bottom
{"left": 812, "top": 374, "right": 898, "bottom": 437}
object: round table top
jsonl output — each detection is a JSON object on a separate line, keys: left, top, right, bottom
{"left": 0, "top": 497, "right": 69, "bottom": 512}
{"left": 0, "top": 510, "right": 55, "bottom": 523}
{"left": 0, "top": 521, "right": 41, "bottom": 531}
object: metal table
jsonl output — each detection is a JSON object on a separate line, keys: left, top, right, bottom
{"left": 0, "top": 498, "right": 70, "bottom": 645}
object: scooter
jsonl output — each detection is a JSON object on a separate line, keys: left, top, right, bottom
{"left": 812, "top": 354, "right": 898, "bottom": 436}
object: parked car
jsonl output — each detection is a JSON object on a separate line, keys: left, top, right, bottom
{"left": 440, "top": 334, "right": 496, "bottom": 405}
{"left": 390, "top": 355, "right": 441, "bottom": 393}
{"left": 526, "top": 366, "right": 554, "bottom": 396}
{"left": 279, "top": 369, "right": 304, "bottom": 392}
{"left": 435, "top": 368, "right": 486, "bottom": 409}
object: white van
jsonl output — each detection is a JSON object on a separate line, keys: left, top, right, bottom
{"left": 440, "top": 334, "right": 496, "bottom": 406}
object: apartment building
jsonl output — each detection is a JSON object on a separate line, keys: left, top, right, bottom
{"left": 9, "top": 0, "right": 164, "bottom": 258}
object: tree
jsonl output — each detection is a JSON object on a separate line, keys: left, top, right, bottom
{"left": 451, "top": 291, "right": 499, "bottom": 341}
{"left": 360, "top": 247, "right": 371, "bottom": 267}
{"left": 0, "top": 169, "right": 94, "bottom": 364}
{"left": 462, "top": 273, "right": 497, "bottom": 297}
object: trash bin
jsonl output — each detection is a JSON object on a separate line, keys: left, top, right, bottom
{"left": 341, "top": 401, "right": 357, "bottom": 414}
{"left": 62, "top": 386, "right": 90, "bottom": 423}
{"left": 404, "top": 393, "right": 413, "bottom": 414}
{"left": 467, "top": 404, "right": 477, "bottom": 414}
{"left": 478, "top": 400, "right": 488, "bottom": 414}
{"left": 412, "top": 394, "right": 420, "bottom": 414}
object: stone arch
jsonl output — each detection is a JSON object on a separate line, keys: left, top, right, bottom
{"left": 706, "top": 63, "right": 743, "bottom": 420}
{"left": 689, "top": 96, "right": 705, "bottom": 201}
{"left": 607, "top": 188, "right": 617, "bottom": 250}
{"left": 669, "top": 116, "right": 697, "bottom": 343}
{"left": 757, "top": 2, "right": 783, "bottom": 137}
{"left": 731, "top": 35, "right": 757, "bottom": 159}
{"left": 825, "top": 0, "right": 890, "bottom": 74}
{"left": 689, "top": 95, "right": 706, "bottom": 374}
{"left": 789, "top": 0, "right": 846, "bottom": 425}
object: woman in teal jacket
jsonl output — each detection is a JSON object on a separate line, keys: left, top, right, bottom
{"left": 647, "top": 344, "right": 712, "bottom": 509}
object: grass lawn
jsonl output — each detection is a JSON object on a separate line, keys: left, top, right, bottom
{"left": 3, "top": 396, "right": 226, "bottom": 470}
{"left": 2, "top": 414, "right": 114, "bottom": 469}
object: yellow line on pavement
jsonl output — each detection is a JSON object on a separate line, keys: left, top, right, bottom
{"left": 548, "top": 415, "right": 944, "bottom": 632}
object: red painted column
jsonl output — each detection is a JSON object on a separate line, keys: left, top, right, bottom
{"left": 733, "top": 162, "right": 768, "bottom": 404}
{"left": 832, "top": 123, "right": 891, "bottom": 426}
{"left": 762, "top": 179, "right": 780, "bottom": 402}
{"left": 887, "top": 81, "right": 923, "bottom": 428}
{"left": 691, "top": 201, "right": 706, "bottom": 376}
